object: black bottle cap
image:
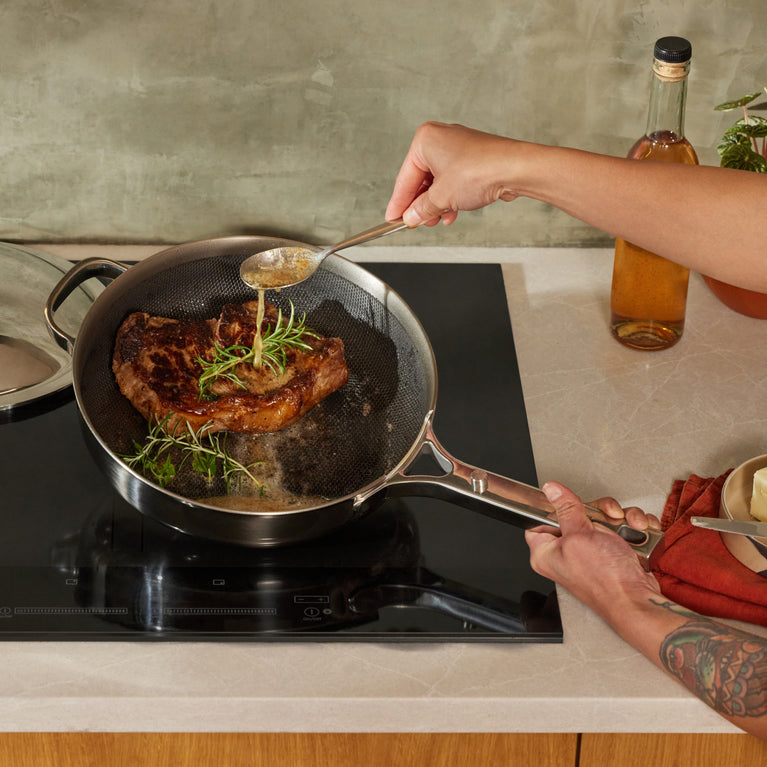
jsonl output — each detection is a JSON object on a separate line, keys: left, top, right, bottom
{"left": 654, "top": 36, "right": 692, "bottom": 63}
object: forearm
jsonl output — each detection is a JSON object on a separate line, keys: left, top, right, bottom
{"left": 511, "top": 143, "right": 767, "bottom": 291}
{"left": 601, "top": 593, "right": 767, "bottom": 738}
{"left": 389, "top": 123, "right": 767, "bottom": 289}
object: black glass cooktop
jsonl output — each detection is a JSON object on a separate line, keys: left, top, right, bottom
{"left": 0, "top": 262, "right": 561, "bottom": 641}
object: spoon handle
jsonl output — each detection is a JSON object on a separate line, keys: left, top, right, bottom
{"left": 319, "top": 219, "right": 409, "bottom": 257}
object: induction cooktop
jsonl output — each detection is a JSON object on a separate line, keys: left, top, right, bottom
{"left": 0, "top": 261, "right": 561, "bottom": 642}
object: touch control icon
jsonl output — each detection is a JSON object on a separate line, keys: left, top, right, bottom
{"left": 295, "top": 595, "right": 329, "bottom": 621}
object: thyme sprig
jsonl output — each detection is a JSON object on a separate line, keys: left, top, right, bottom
{"left": 121, "top": 414, "right": 264, "bottom": 493}
{"left": 197, "top": 300, "right": 319, "bottom": 400}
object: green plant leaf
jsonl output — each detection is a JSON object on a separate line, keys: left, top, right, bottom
{"left": 724, "top": 115, "right": 767, "bottom": 138}
{"left": 719, "top": 143, "right": 767, "bottom": 172}
{"left": 714, "top": 92, "right": 762, "bottom": 111}
{"left": 716, "top": 132, "right": 751, "bottom": 157}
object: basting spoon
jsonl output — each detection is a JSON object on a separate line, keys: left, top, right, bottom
{"left": 240, "top": 219, "right": 409, "bottom": 290}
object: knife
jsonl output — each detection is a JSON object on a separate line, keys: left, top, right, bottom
{"left": 690, "top": 516, "right": 767, "bottom": 538}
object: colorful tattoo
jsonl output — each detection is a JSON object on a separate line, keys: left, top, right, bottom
{"left": 654, "top": 600, "right": 767, "bottom": 719}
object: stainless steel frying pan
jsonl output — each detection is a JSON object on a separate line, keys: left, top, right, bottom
{"left": 45, "top": 236, "right": 662, "bottom": 564}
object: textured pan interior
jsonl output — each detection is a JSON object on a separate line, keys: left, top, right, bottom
{"left": 72, "top": 238, "right": 435, "bottom": 509}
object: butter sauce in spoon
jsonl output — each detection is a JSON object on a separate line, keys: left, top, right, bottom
{"left": 239, "top": 219, "right": 409, "bottom": 291}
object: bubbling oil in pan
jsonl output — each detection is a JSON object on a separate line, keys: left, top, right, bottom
{"left": 194, "top": 399, "right": 394, "bottom": 513}
{"left": 200, "top": 429, "right": 328, "bottom": 513}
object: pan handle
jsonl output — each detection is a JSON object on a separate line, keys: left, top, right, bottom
{"left": 356, "top": 412, "right": 664, "bottom": 567}
{"left": 45, "top": 257, "right": 127, "bottom": 354}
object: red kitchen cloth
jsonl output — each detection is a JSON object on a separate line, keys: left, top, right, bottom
{"left": 651, "top": 472, "right": 767, "bottom": 627}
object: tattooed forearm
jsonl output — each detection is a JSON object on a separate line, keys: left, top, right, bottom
{"left": 653, "top": 599, "right": 767, "bottom": 718}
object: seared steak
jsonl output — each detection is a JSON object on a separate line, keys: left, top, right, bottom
{"left": 112, "top": 300, "right": 348, "bottom": 433}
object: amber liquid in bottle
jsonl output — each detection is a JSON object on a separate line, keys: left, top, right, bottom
{"left": 611, "top": 131, "right": 698, "bottom": 350}
{"left": 610, "top": 37, "right": 697, "bottom": 351}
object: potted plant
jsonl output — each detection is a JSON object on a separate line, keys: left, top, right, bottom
{"left": 702, "top": 88, "right": 767, "bottom": 317}
{"left": 715, "top": 90, "right": 767, "bottom": 172}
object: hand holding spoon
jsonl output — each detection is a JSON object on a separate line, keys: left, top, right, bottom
{"left": 240, "top": 219, "right": 409, "bottom": 290}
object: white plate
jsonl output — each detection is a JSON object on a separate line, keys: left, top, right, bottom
{"left": 719, "top": 453, "right": 767, "bottom": 577}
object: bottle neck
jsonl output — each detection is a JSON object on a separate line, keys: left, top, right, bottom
{"left": 645, "top": 63, "right": 689, "bottom": 141}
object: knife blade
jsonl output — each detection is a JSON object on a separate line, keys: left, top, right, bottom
{"left": 690, "top": 516, "right": 767, "bottom": 538}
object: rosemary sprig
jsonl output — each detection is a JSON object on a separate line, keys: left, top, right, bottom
{"left": 121, "top": 414, "right": 264, "bottom": 493}
{"left": 197, "top": 300, "right": 319, "bottom": 400}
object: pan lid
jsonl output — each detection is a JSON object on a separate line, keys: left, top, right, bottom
{"left": 0, "top": 242, "right": 102, "bottom": 413}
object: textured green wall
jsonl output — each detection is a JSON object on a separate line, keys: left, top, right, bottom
{"left": 1, "top": 0, "right": 764, "bottom": 246}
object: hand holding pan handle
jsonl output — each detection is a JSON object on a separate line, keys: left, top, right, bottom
{"left": 355, "top": 411, "right": 664, "bottom": 570}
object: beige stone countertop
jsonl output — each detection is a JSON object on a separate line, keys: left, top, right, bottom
{"left": 6, "top": 243, "right": 767, "bottom": 734}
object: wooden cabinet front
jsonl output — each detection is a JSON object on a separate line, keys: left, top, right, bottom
{"left": 0, "top": 733, "right": 578, "bottom": 767}
{"left": 4, "top": 731, "right": 767, "bottom": 766}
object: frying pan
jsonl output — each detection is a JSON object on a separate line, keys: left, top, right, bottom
{"left": 45, "top": 236, "right": 662, "bottom": 563}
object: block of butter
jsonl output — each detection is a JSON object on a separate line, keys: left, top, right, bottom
{"left": 751, "top": 467, "right": 767, "bottom": 521}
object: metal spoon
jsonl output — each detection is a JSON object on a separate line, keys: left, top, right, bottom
{"left": 240, "top": 219, "right": 409, "bottom": 290}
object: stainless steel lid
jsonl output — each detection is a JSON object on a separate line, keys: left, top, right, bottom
{"left": 0, "top": 243, "right": 102, "bottom": 411}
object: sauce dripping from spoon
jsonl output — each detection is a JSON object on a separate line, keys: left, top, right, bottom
{"left": 253, "top": 288, "right": 266, "bottom": 368}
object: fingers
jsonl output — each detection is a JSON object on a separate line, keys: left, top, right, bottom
{"left": 403, "top": 191, "right": 453, "bottom": 227}
{"left": 385, "top": 165, "right": 455, "bottom": 228}
{"left": 588, "top": 496, "right": 660, "bottom": 531}
{"left": 542, "top": 481, "right": 593, "bottom": 536}
{"left": 626, "top": 507, "right": 662, "bottom": 531}
{"left": 524, "top": 525, "right": 561, "bottom": 576}
{"left": 588, "top": 496, "right": 626, "bottom": 519}
{"left": 385, "top": 159, "right": 430, "bottom": 223}
{"left": 543, "top": 481, "right": 660, "bottom": 539}
{"left": 386, "top": 122, "right": 464, "bottom": 228}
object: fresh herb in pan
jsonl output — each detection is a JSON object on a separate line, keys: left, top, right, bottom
{"left": 197, "top": 300, "right": 319, "bottom": 400}
{"left": 121, "top": 414, "right": 264, "bottom": 492}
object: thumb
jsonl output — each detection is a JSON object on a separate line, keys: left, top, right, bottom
{"left": 542, "top": 481, "right": 593, "bottom": 536}
{"left": 403, "top": 191, "right": 449, "bottom": 227}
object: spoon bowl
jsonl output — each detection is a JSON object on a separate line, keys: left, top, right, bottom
{"left": 240, "top": 219, "right": 408, "bottom": 290}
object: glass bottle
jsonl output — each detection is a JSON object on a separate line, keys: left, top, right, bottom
{"left": 610, "top": 36, "right": 698, "bottom": 351}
